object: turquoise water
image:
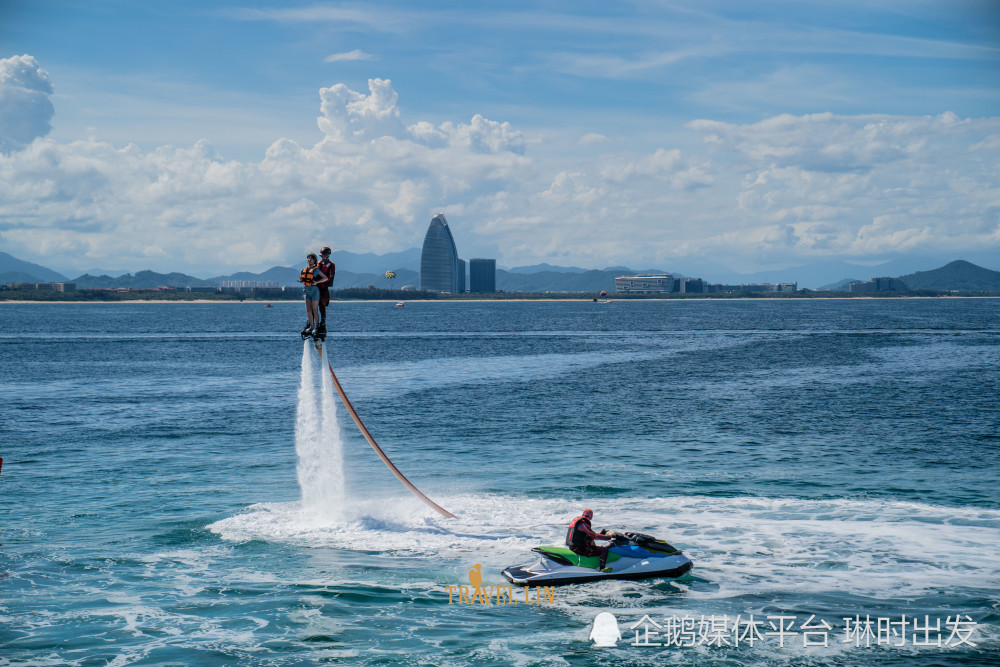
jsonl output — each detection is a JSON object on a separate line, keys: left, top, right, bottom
{"left": 1, "top": 300, "right": 998, "bottom": 665}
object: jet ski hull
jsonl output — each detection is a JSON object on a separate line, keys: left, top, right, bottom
{"left": 502, "top": 531, "right": 693, "bottom": 586}
{"left": 502, "top": 556, "right": 691, "bottom": 586}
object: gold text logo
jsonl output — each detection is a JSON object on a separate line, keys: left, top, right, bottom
{"left": 445, "top": 564, "right": 556, "bottom": 606}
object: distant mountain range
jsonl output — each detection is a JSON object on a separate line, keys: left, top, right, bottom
{"left": 71, "top": 270, "right": 221, "bottom": 289}
{"left": 496, "top": 268, "right": 669, "bottom": 293}
{"left": 67, "top": 267, "right": 423, "bottom": 291}
{"left": 506, "top": 263, "right": 589, "bottom": 274}
{"left": 327, "top": 248, "right": 422, "bottom": 274}
{"left": 818, "top": 277, "right": 864, "bottom": 291}
{"left": 3, "top": 249, "right": 999, "bottom": 292}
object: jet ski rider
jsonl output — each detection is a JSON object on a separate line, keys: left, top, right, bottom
{"left": 566, "top": 509, "right": 614, "bottom": 571}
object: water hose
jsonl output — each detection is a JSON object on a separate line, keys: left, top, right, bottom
{"left": 325, "top": 355, "right": 457, "bottom": 519}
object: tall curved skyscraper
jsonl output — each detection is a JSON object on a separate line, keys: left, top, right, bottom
{"left": 420, "top": 213, "right": 461, "bottom": 292}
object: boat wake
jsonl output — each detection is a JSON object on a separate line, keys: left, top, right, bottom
{"left": 207, "top": 492, "right": 1000, "bottom": 601}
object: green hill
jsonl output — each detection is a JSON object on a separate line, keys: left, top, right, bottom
{"left": 72, "top": 270, "right": 214, "bottom": 289}
{"left": 0, "top": 251, "right": 69, "bottom": 282}
{"left": 210, "top": 266, "right": 420, "bottom": 288}
{"left": 209, "top": 266, "right": 296, "bottom": 285}
{"left": 898, "top": 260, "right": 1000, "bottom": 291}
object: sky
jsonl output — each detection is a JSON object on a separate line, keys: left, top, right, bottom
{"left": 0, "top": 0, "right": 998, "bottom": 277}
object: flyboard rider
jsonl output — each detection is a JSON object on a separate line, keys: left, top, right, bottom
{"left": 298, "top": 253, "right": 328, "bottom": 336}
{"left": 566, "top": 509, "right": 614, "bottom": 571}
{"left": 316, "top": 246, "right": 336, "bottom": 335}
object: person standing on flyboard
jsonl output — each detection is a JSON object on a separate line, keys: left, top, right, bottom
{"left": 298, "top": 253, "right": 328, "bottom": 336}
{"left": 316, "top": 246, "right": 335, "bottom": 336}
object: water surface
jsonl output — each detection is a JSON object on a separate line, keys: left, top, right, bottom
{"left": 1, "top": 300, "right": 998, "bottom": 665}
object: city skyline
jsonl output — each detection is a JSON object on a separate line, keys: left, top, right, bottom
{"left": 2, "top": 240, "right": 996, "bottom": 292}
{"left": 1, "top": 2, "right": 998, "bottom": 277}
{"left": 5, "top": 246, "right": 999, "bottom": 293}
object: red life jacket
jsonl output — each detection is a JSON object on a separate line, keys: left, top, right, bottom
{"left": 317, "top": 259, "right": 335, "bottom": 288}
{"left": 566, "top": 515, "right": 593, "bottom": 550}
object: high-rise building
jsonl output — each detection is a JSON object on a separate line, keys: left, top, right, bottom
{"left": 469, "top": 258, "right": 496, "bottom": 293}
{"left": 420, "top": 213, "right": 461, "bottom": 292}
{"left": 457, "top": 259, "right": 466, "bottom": 294}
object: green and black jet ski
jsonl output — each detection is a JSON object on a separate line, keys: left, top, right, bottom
{"left": 502, "top": 530, "right": 693, "bottom": 586}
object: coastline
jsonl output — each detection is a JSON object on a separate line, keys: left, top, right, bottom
{"left": 3, "top": 295, "right": 999, "bottom": 304}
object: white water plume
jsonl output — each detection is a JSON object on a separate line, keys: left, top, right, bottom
{"left": 294, "top": 341, "right": 346, "bottom": 519}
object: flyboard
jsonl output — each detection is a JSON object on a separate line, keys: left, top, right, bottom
{"left": 316, "top": 343, "right": 457, "bottom": 519}
{"left": 303, "top": 324, "right": 326, "bottom": 353}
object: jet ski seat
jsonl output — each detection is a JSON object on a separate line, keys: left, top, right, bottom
{"left": 531, "top": 546, "right": 622, "bottom": 570}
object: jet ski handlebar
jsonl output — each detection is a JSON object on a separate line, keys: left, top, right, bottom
{"left": 600, "top": 530, "right": 682, "bottom": 553}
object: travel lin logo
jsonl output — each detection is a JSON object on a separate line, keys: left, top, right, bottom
{"left": 445, "top": 564, "right": 556, "bottom": 606}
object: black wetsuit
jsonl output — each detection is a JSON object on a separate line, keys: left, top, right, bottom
{"left": 317, "top": 259, "right": 335, "bottom": 324}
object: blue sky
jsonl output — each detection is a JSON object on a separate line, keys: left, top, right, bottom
{"left": 1, "top": 1, "right": 998, "bottom": 276}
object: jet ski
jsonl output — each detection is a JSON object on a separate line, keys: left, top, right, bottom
{"left": 502, "top": 530, "right": 692, "bottom": 586}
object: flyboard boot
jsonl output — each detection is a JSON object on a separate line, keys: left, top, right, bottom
{"left": 312, "top": 321, "right": 326, "bottom": 353}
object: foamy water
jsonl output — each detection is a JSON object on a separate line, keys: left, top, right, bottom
{"left": 208, "top": 492, "right": 1000, "bottom": 600}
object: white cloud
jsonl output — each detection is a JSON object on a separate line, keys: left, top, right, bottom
{"left": 578, "top": 132, "right": 608, "bottom": 146}
{"left": 433, "top": 115, "right": 525, "bottom": 155}
{"left": 679, "top": 112, "right": 1000, "bottom": 262}
{"left": 0, "top": 54, "right": 55, "bottom": 154}
{"left": 688, "top": 111, "right": 974, "bottom": 172}
{"left": 0, "top": 75, "right": 533, "bottom": 274}
{"left": 0, "top": 63, "right": 997, "bottom": 276}
{"left": 224, "top": 6, "right": 412, "bottom": 32}
{"left": 318, "top": 78, "right": 404, "bottom": 141}
{"left": 546, "top": 46, "right": 704, "bottom": 78}
{"left": 688, "top": 65, "right": 856, "bottom": 114}
{"left": 324, "top": 50, "right": 375, "bottom": 63}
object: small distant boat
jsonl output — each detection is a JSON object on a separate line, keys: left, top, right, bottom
{"left": 265, "top": 304, "right": 272, "bottom": 308}
{"left": 395, "top": 301, "right": 405, "bottom": 308}
{"left": 602, "top": 300, "right": 612, "bottom": 304}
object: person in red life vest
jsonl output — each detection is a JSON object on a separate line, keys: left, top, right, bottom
{"left": 316, "top": 246, "right": 336, "bottom": 335}
{"left": 298, "top": 253, "right": 329, "bottom": 335}
{"left": 566, "top": 509, "right": 614, "bottom": 571}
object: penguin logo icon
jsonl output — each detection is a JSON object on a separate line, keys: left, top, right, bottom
{"left": 589, "top": 611, "right": 621, "bottom": 647}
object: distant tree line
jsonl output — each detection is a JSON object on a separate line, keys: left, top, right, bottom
{"left": 334, "top": 287, "right": 439, "bottom": 300}
{"left": 3, "top": 286, "right": 998, "bottom": 302}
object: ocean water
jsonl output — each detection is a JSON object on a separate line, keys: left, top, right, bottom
{"left": 1, "top": 299, "right": 998, "bottom": 666}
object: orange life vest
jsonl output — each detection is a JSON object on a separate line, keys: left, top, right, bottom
{"left": 300, "top": 266, "right": 315, "bottom": 286}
